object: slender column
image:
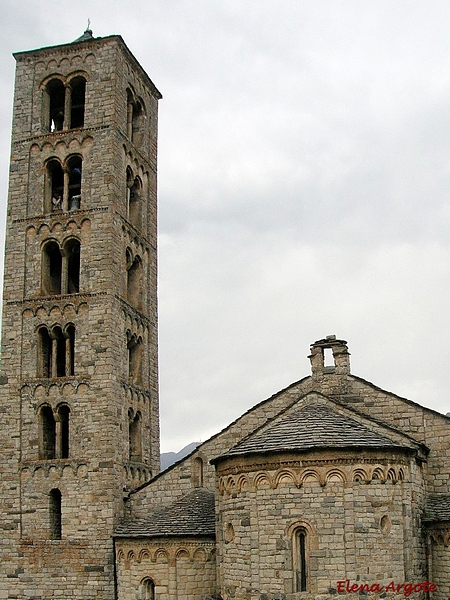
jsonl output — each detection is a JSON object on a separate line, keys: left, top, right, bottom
{"left": 51, "top": 338, "right": 58, "bottom": 378}
{"left": 63, "top": 170, "right": 69, "bottom": 212}
{"left": 63, "top": 84, "right": 71, "bottom": 130}
{"left": 55, "top": 415, "right": 62, "bottom": 459}
{"left": 65, "top": 335, "right": 72, "bottom": 376}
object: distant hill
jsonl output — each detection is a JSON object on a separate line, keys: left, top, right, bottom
{"left": 160, "top": 441, "right": 200, "bottom": 471}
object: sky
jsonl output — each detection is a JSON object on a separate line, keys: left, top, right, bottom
{"left": 0, "top": 1, "right": 449, "bottom": 453}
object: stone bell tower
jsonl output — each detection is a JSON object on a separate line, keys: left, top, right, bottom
{"left": 0, "top": 30, "right": 161, "bottom": 597}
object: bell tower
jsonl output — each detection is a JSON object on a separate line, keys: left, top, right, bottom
{"left": 0, "top": 30, "right": 161, "bottom": 597}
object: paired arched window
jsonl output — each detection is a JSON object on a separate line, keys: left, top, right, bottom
{"left": 43, "top": 75, "right": 86, "bottom": 132}
{"left": 126, "top": 249, "right": 143, "bottom": 310}
{"left": 127, "top": 332, "right": 143, "bottom": 386}
{"left": 41, "top": 238, "right": 81, "bottom": 296}
{"left": 38, "top": 404, "right": 70, "bottom": 459}
{"left": 45, "top": 156, "right": 83, "bottom": 213}
{"left": 49, "top": 489, "right": 62, "bottom": 539}
{"left": 129, "top": 410, "right": 142, "bottom": 462}
{"left": 37, "top": 324, "right": 75, "bottom": 378}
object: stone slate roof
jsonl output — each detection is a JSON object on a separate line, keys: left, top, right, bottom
{"left": 114, "top": 488, "right": 215, "bottom": 538}
{"left": 214, "top": 403, "right": 416, "bottom": 461}
{"left": 424, "top": 495, "right": 450, "bottom": 522}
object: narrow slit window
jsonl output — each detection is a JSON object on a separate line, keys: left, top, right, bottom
{"left": 49, "top": 489, "right": 62, "bottom": 540}
{"left": 293, "top": 528, "right": 308, "bottom": 592}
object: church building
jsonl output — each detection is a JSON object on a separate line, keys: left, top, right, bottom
{"left": 0, "top": 30, "right": 449, "bottom": 600}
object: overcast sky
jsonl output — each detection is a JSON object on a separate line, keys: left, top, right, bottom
{"left": 0, "top": 1, "right": 449, "bottom": 453}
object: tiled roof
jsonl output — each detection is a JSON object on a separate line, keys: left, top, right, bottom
{"left": 114, "top": 488, "right": 215, "bottom": 538}
{"left": 215, "top": 403, "right": 416, "bottom": 460}
{"left": 424, "top": 495, "right": 450, "bottom": 522}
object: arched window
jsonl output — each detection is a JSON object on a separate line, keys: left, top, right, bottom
{"left": 46, "top": 159, "right": 64, "bottom": 213}
{"left": 39, "top": 405, "right": 56, "bottom": 459}
{"left": 127, "top": 333, "right": 143, "bottom": 386}
{"left": 126, "top": 90, "right": 146, "bottom": 148}
{"left": 46, "top": 79, "right": 65, "bottom": 132}
{"left": 64, "top": 238, "right": 80, "bottom": 294}
{"left": 129, "top": 176, "right": 142, "bottom": 229}
{"left": 67, "top": 156, "right": 82, "bottom": 211}
{"left": 140, "top": 578, "right": 155, "bottom": 600}
{"left": 65, "top": 325, "right": 75, "bottom": 377}
{"left": 56, "top": 404, "right": 70, "bottom": 459}
{"left": 127, "top": 252, "right": 142, "bottom": 310}
{"left": 293, "top": 527, "right": 308, "bottom": 592}
{"left": 131, "top": 99, "right": 145, "bottom": 147}
{"left": 129, "top": 411, "right": 142, "bottom": 462}
{"left": 37, "top": 326, "right": 52, "bottom": 378}
{"left": 49, "top": 489, "right": 62, "bottom": 540}
{"left": 192, "top": 457, "right": 204, "bottom": 487}
{"left": 69, "top": 76, "right": 86, "bottom": 128}
{"left": 42, "top": 241, "right": 62, "bottom": 295}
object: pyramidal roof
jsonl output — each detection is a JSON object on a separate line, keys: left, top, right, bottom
{"left": 214, "top": 401, "right": 417, "bottom": 461}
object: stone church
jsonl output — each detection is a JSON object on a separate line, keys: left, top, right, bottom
{"left": 0, "top": 30, "right": 449, "bottom": 600}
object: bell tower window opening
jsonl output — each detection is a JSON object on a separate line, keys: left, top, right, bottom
{"left": 37, "top": 326, "right": 52, "bottom": 378}
{"left": 39, "top": 405, "right": 56, "bottom": 460}
{"left": 126, "top": 251, "right": 143, "bottom": 310}
{"left": 57, "top": 404, "right": 70, "bottom": 459}
{"left": 46, "top": 79, "right": 65, "bottom": 132}
{"left": 129, "top": 176, "right": 143, "bottom": 229}
{"left": 42, "top": 241, "right": 62, "bottom": 296}
{"left": 53, "top": 327, "right": 66, "bottom": 377}
{"left": 65, "top": 239, "right": 81, "bottom": 294}
{"left": 49, "top": 489, "right": 62, "bottom": 540}
{"left": 65, "top": 325, "right": 75, "bottom": 377}
{"left": 129, "top": 410, "right": 142, "bottom": 462}
{"left": 323, "top": 347, "right": 334, "bottom": 368}
{"left": 126, "top": 90, "right": 146, "bottom": 148}
{"left": 69, "top": 76, "right": 86, "bottom": 128}
{"left": 46, "top": 159, "right": 64, "bottom": 213}
{"left": 67, "top": 156, "right": 82, "bottom": 211}
{"left": 127, "top": 333, "right": 143, "bottom": 386}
